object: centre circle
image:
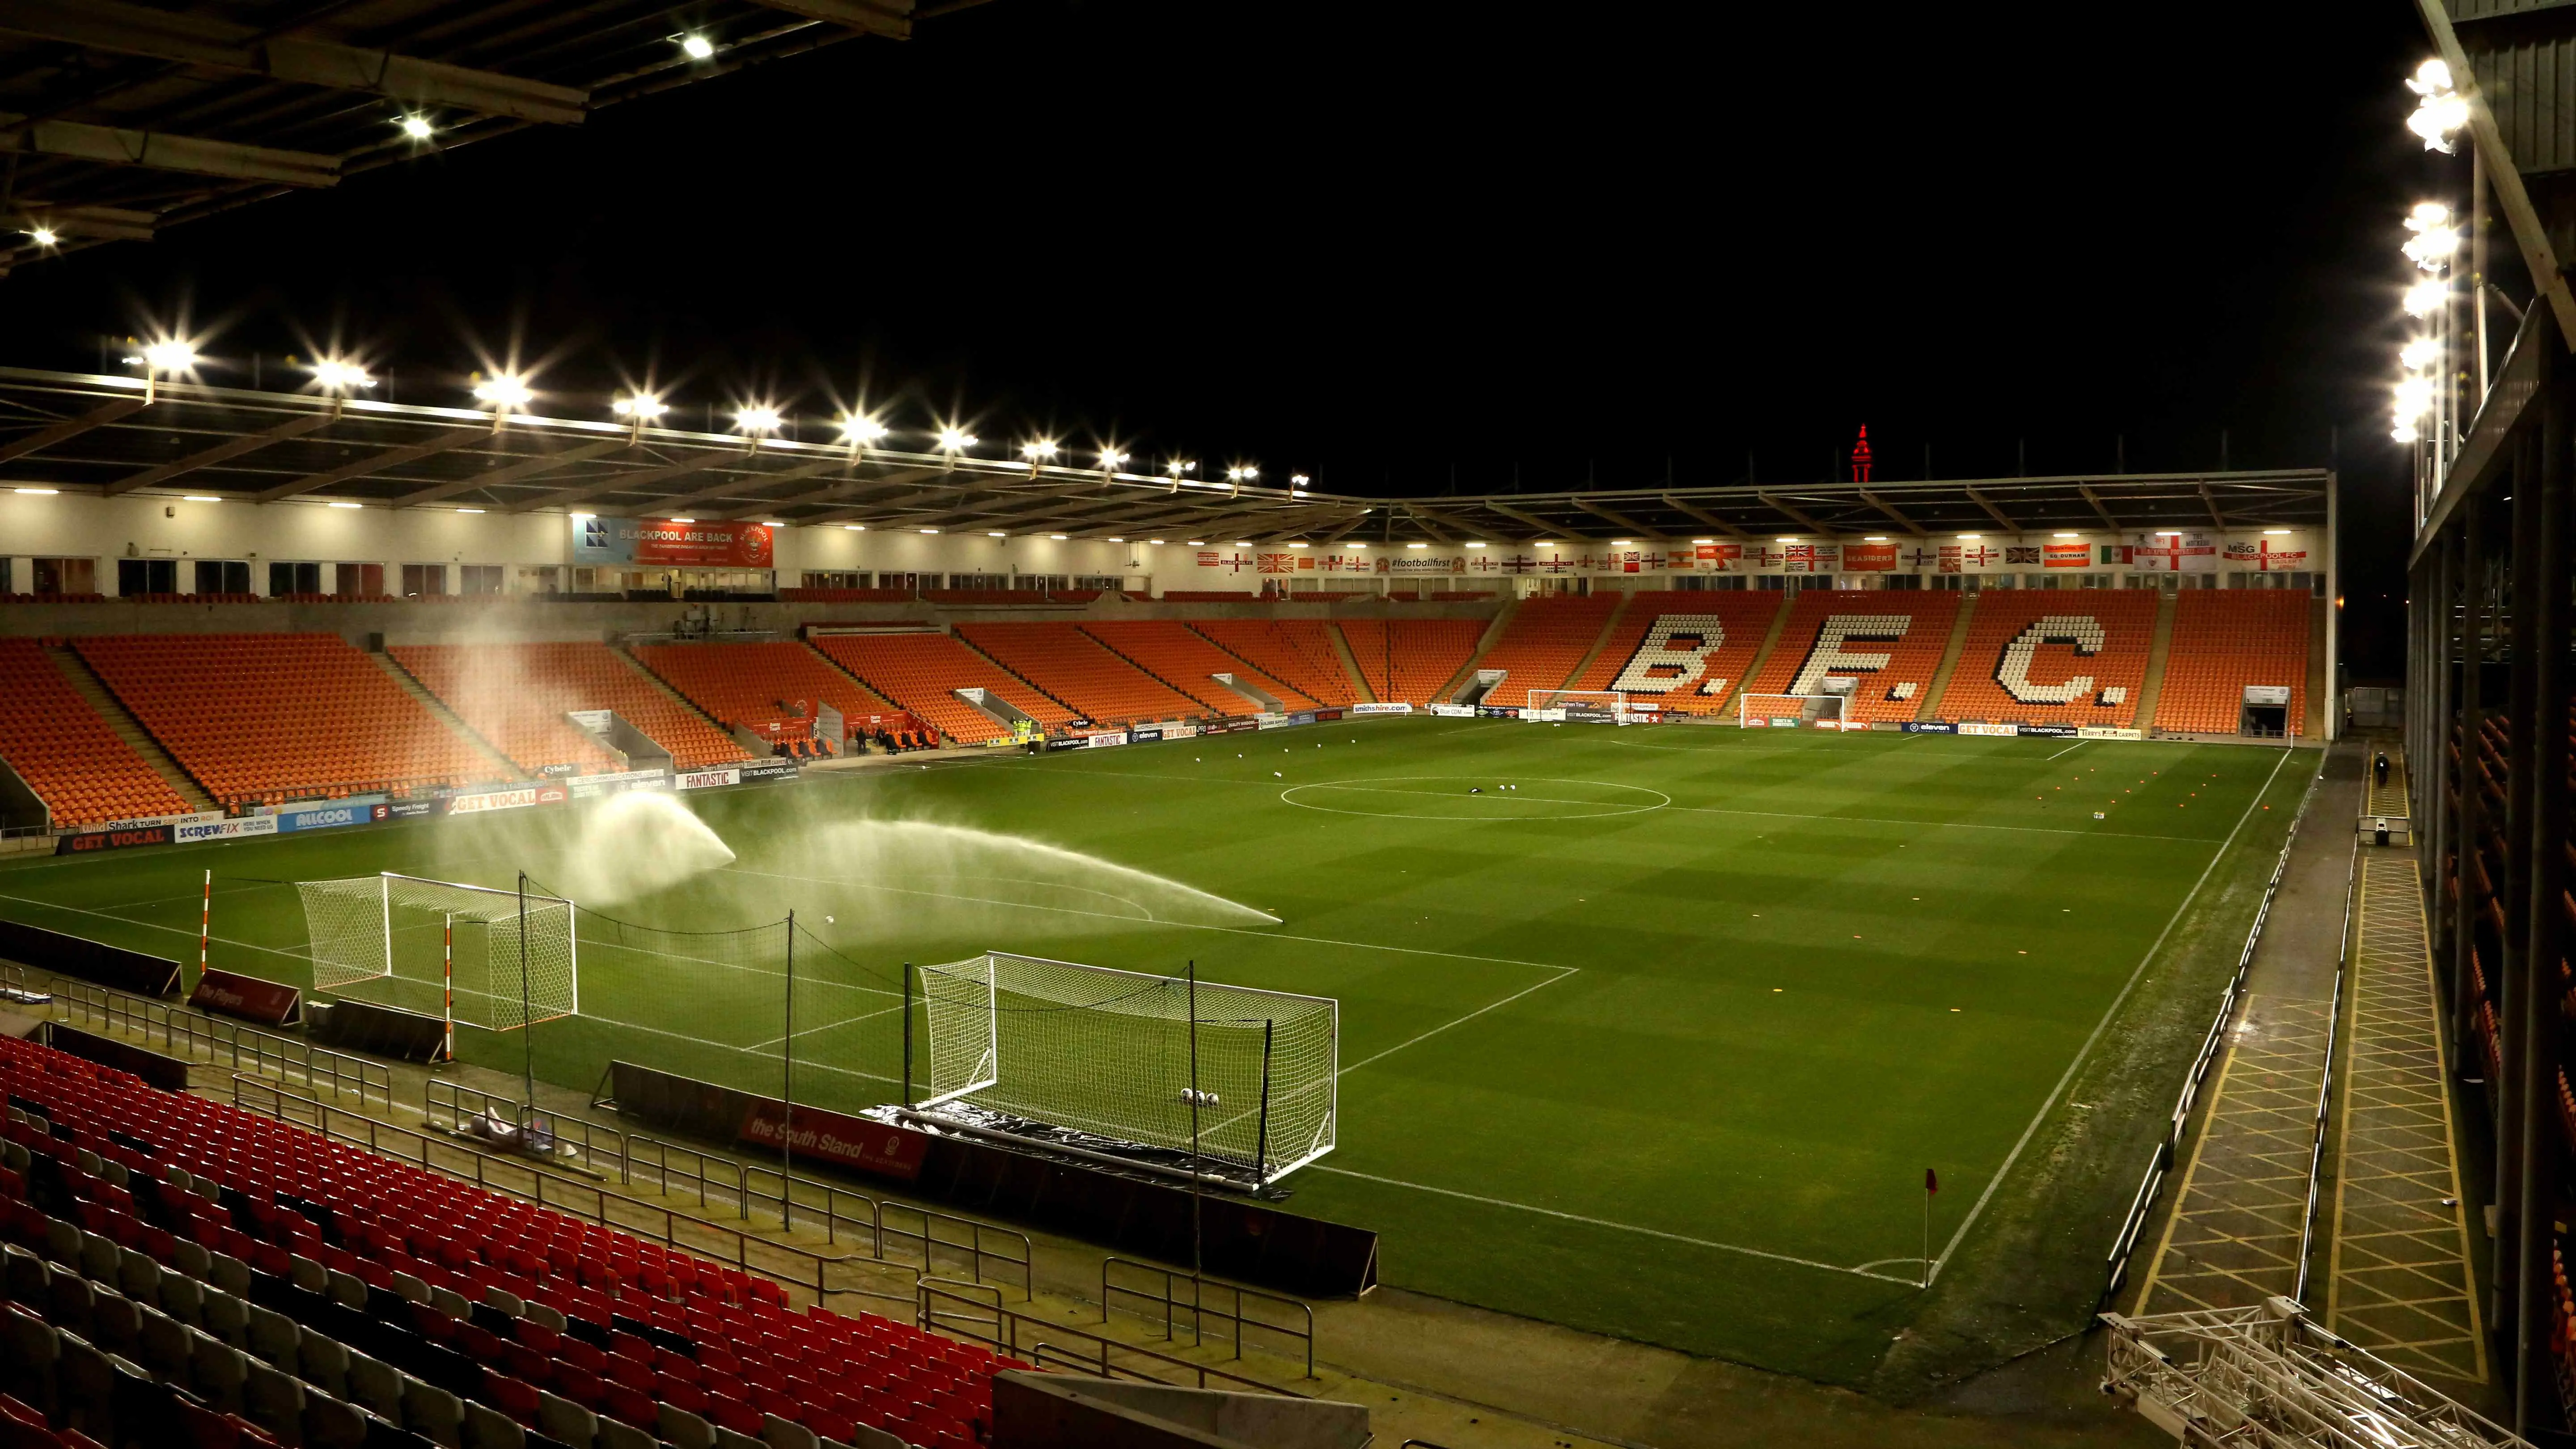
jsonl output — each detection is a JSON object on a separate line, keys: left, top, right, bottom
{"left": 1278, "top": 776, "right": 1671, "bottom": 821}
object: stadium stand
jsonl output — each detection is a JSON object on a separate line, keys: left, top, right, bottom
{"left": 0, "top": 1032, "right": 1010, "bottom": 1449}
{"left": 0, "top": 640, "right": 193, "bottom": 828}
{"left": 391, "top": 643, "right": 750, "bottom": 774}
{"left": 1568, "top": 591, "right": 1783, "bottom": 713}
{"left": 1336, "top": 619, "right": 1486, "bottom": 705}
{"left": 1938, "top": 589, "right": 2157, "bottom": 728}
{"left": 75, "top": 636, "right": 490, "bottom": 809}
{"left": 2152, "top": 590, "right": 2311, "bottom": 736}
{"left": 1744, "top": 591, "right": 1964, "bottom": 724}
{"left": 808, "top": 631, "right": 1077, "bottom": 744}
{"left": 1459, "top": 595, "right": 1620, "bottom": 708}
{"left": 1077, "top": 621, "right": 1318, "bottom": 712}
{"left": 954, "top": 622, "right": 1208, "bottom": 726}
{"left": 627, "top": 642, "right": 903, "bottom": 754}
{"left": 1189, "top": 619, "right": 1361, "bottom": 707}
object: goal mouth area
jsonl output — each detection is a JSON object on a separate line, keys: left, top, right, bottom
{"left": 894, "top": 1098, "right": 1303, "bottom": 1196}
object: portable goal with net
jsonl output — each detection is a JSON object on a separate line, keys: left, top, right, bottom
{"left": 1525, "top": 688, "right": 1630, "bottom": 720}
{"left": 296, "top": 873, "right": 577, "bottom": 1034}
{"left": 908, "top": 951, "right": 1337, "bottom": 1189}
{"left": 1737, "top": 692, "right": 1850, "bottom": 729}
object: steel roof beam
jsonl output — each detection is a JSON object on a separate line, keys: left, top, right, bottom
{"left": 0, "top": 0, "right": 591, "bottom": 125}
{"left": 392, "top": 438, "right": 634, "bottom": 507}
{"left": 6, "top": 204, "right": 153, "bottom": 242}
{"left": 622, "top": 457, "right": 847, "bottom": 516}
{"left": 505, "top": 449, "right": 743, "bottom": 513}
{"left": 0, "top": 115, "right": 339, "bottom": 187}
{"left": 253, "top": 424, "right": 487, "bottom": 502}
{"left": 751, "top": 0, "right": 915, "bottom": 41}
{"left": 1658, "top": 495, "right": 1750, "bottom": 540}
{"left": 1857, "top": 490, "right": 1929, "bottom": 537}
{"left": 2196, "top": 483, "right": 2229, "bottom": 528}
{"left": 1755, "top": 491, "right": 1835, "bottom": 536}
{"left": 104, "top": 411, "right": 336, "bottom": 495}
{"left": 2076, "top": 484, "right": 2122, "bottom": 531}
{"left": 1484, "top": 500, "right": 1585, "bottom": 541}
{"left": 730, "top": 464, "right": 944, "bottom": 520}
{"left": 0, "top": 396, "right": 149, "bottom": 464}
{"left": 1572, "top": 498, "right": 1663, "bottom": 538}
{"left": 1963, "top": 487, "right": 2021, "bottom": 531}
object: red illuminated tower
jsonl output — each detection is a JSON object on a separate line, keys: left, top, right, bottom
{"left": 1850, "top": 426, "right": 1873, "bottom": 483}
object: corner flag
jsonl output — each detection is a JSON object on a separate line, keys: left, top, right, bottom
{"left": 1926, "top": 1167, "right": 1938, "bottom": 1194}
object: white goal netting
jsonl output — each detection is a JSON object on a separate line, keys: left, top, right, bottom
{"left": 1526, "top": 689, "right": 1629, "bottom": 719}
{"left": 296, "top": 873, "right": 577, "bottom": 1032}
{"left": 1737, "top": 692, "right": 1849, "bottom": 729}
{"left": 914, "top": 951, "right": 1337, "bottom": 1185}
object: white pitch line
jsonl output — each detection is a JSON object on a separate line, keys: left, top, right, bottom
{"left": 2044, "top": 740, "right": 2088, "bottom": 761}
{"left": 1338, "top": 966, "right": 1580, "bottom": 1077}
{"left": 1924, "top": 745, "right": 2298, "bottom": 1285}
{"left": 742, "top": 1000, "right": 906, "bottom": 1053}
{"left": 1311, "top": 1165, "right": 1920, "bottom": 1286}
{"left": 1662, "top": 803, "right": 2208, "bottom": 844}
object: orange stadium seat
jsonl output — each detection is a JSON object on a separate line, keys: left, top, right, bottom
{"left": 1189, "top": 619, "right": 1360, "bottom": 707}
{"left": 1937, "top": 589, "right": 2157, "bottom": 728}
{"left": 392, "top": 642, "right": 750, "bottom": 773}
{"left": 75, "top": 634, "right": 489, "bottom": 809}
{"left": 628, "top": 642, "right": 903, "bottom": 752}
{"left": 1079, "top": 621, "right": 1318, "bottom": 712}
{"left": 1462, "top": 595, "right": 1619, "bottom": 709}
{"left": 1567, "top": 591, "right": 1784, "bottom": 714}
{"left": 953, "top": 622, "right": 1207, "bottom": 726}
{"left": 0, "top": 639, "right": 193, "bottom": 827}
{"left": 1336, "top": 619, "right": 1486, "bottom": 705}
{"left": 1743, "top": 591, "right": 1962, "bottom": 724}
{"left": 808, "top": 631, "right": 1076, "bottom": 744}
{"left": 2152, "top": 590, "right": 2312, "bottom": 736}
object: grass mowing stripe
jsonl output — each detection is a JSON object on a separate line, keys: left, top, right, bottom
{"left": 1663, "top": 803, "right": 2210, "bottom": 843}
{"left": 1924, "top": 744, "right": 2301, "bottom": 1285}
{"left": 1311, "top": 1164, "right": 1923, "bottom": 1285}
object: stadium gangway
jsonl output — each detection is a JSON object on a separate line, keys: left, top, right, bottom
{"left": 428, "top": 1076, "right": 1033, "bottom": 1298}
{"left": 1101, "top": 1254, "right": 1316, "bottom": 1379}
{"left": 14, "top": 966, "right": 394, "bottom": 1111}
{"left": 919, "top": 1277, "right": 1314, "bottom": 1397}
{"left": 2100, "top": 1298, "right": 2529, "bottom": 1448}
{"left": 232, "top": 1075, "right": 922, "bottom": 1319}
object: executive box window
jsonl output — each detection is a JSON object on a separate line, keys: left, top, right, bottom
{"left": 339, "top": 563, "right": 385, "bottom": 596}
{"left": 1072, "top": 576, "right": 1125, "bottom": 591}
{"left": 118, "top": 558, "right": 233, "bottom": 595}
{"left": 271, "top": 561, "right": 322, "bottom": 595}
{"left": 401, "top": 564, "right": 448, "bottom": 597}
{"left": 801, "top": 571, "right": 871, "bottom": 589}
{"left": 458, "top": 565, "right": 504, "bottom": 595}
{"left": 32, "top": 558, "right": 96, "bottom": 595}
{"left": 946, "top": 573, "right": 1009, "bottom": 589}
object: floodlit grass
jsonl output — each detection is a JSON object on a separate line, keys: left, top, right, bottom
{"left": 0, "top": 717, "right": 2310, "bottom": 1385}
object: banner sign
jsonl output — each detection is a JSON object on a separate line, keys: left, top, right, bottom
{"left": 738, "top": 760, "right": 800, "bottom": 782}
{"left": 190, "top": 967, "right": 302, "bottom": 1026}
{"left": 736, "top": 1102, "right": 927, "bottom": 1182}
{"left": 1314, "top": 708, "right": 1344, "bottom": 722}
{"left": 2019, "top": 723, "right": 2080, "bottom": 738}
{"left": 568, "top": 768, "right": 668, "bottom": 800}
{"left": 2126, "top": 530, "right": 2218, "bottom": 573}
{"left": 1957, "top": 722, "right": 2020, "bottom": 737}
{"left": 389, "top": 800, "right": 440, "bottom": 820}
{"left": 2223, "top": 538, "right": 2309, "bottom": 571}
{"left": 1429, "top": 703, "right": 1475, "bottom": 718}
{"left": 1044, "top": 736, "right": 1087, "bottom": 751}
{"left": 1521, "top": 707, "right": 1568, "bottom": 723}
{"left": 2079, "top": 726, "right": 2145, "bottom": 741}
{"left": 57, "top": 823, "right": 174, "bottom": 854}
{"left": 177, "top": 816, "right": 280, "bottom": 843}
{"left": 1161, "top": 723, "right": 1199, "bottom": 740}
{"left": 276, "top": 803, "right": 381, "bottom": 834}
{"left": 1255, "top": 713, "right": 1291, "bottom": 730}
{"left": 86, "top": 809, "right": 222, "bottom": 834}
{"left": 2043, "top": 542, "right": 2092, "bottom": 568}
{"left": 2243, "top": 685, "right": 2292, "bottom": 706}
{"left": 1202, "top": 717, "right": 1258, "bottom": 734}
{"left": 1350, "top": 703, "right": 1414, "bottom": 715}
{"left": 574, "top": 517, "right": 774, "bottom": 569}
{"left": 1083, "top": 731, "right": 1130, "bottom": 749}
{"left": 1841, "top": 542, "right": 1898, "bottom": 572}
{"left": 1129, "top": 727, "right": 1163, "bottom": 743}
{"left": 1902, "top": 721, "right": 1957, "bottom": 734}
{"left": 1288, "top": 711, "right": 1317, "bottom": 727}
{"left": 1475, "top": 705, "right": 1522, "bottom": 719}
{"left": 447, "top": 784, "right": 570, "bottom": 814}
{"left": 674, "top": 767, "right": 741, "bottom": 790}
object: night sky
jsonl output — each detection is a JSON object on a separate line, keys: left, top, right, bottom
{"left": 0, "top": 0, "right": 2455, "bottom": 673}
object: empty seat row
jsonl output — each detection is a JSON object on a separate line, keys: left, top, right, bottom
{"left": 806, "top": 633, "right": 1073, "bottom": 746}
{"left": 1744, "top": 592, "right": 1962, "bottom": 724}
{"left": 1077, "top": 622, "right": 1318, "bottom": 712}
{"left": 1335, "top": 619, "right": 1485, "bottom": 706}
{"left": 390, "top": 645, "right": 749, "bottom": 775}
{"left": 952, "top": 623, "right": 1204, "bottom": 727}
{"left": 1186, "top": 620, "right": 1359, "bottom": 708}
{"left": 2152, "top": 591, "right": 2310, "bottom": 735}
{"left": 1567, "top": 592, "right": 1783, "bottom": 713}
{"left": 626, "top": 644, "right": 899, "bottom": 754}
{"left": 1461, "top": 597, "right": 1619, "bottom": 708}
{"left": 1937, "top": 589, "right": 2157, "bottom": 728}
{"left": 0, "top": 640, "right": 191, "bottom": 829}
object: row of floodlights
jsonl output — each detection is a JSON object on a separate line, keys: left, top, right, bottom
{"left": 2393, "top": 60, "right": 2470, "bottom": 445}
{"left": 114, "top": 343, "right": 1304, "bottom": 488}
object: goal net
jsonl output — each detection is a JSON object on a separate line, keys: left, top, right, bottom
{"left": 911, "top": 951, "right": 1337, "bottom": 1186}
{"left": 1737, "top": 692, "right": 1850, "bottom": 729}
{"left": 1526, "top": 688, "right": 1629, "bottom": 721}
{"left": 295, "top": 873, "right": 577, "bottom": 1032}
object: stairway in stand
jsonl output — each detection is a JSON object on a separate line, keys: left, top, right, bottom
{"left": 47, "top": 644, "right": 216, "bottom": 811}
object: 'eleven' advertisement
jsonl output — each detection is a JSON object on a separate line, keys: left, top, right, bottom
{"left": 1191, "top": 530, "right": 2312, "bottom": 579}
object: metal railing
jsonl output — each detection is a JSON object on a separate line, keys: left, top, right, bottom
{"left": 237, "top": 1076, "right": 918, "bottom": 1317}
{"left": 425, "top": 1080, "right": 1032, "bottom": 1296}
{"left": 46, "top": 975, "right": 392, "bottom": 1110}
{"left": 1100, "top": 1256, "right": 1316, "bottom": 1379}
{"left": 2101, "top": 754, "right": 2328, "bottom": 1306}
{"left": 917, "top": 1278, "right": 1304, "bottom": 1397}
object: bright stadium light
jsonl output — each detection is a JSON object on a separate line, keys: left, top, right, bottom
{"left": 27, "top": 227, "right": 57, "bottom": 248}
{"left": 843, "top": 524, "right": 864, "bottom": 531}
{"left": 2399, "top": 337, "right": 2441, "bottom": 371}
{"left": 398, "top": 114, "right": 435, "bottom": 140}
{"left": 733, "top": 406, "right": 782, "bottom": 435}
{"left": 762, "top": 520, "right": 786, "bottom": 527}
{"left": 1466, "top": 541, "right": 1487, "bottom": 548}
{"left": 2402, "top": 278, "right": 2447, "bottom": 317}
{"left": 142, "top": 339, "right": 197, "bottom": 373}
{"left": 1099, "top": 447, "right": 1129, "bottom": 470}
{"left": 1235, "top": 540, "right": 1252, "bottom": 547}
{"left": 310, "top": 358, "right": 373, "bottom": 393}
{"left": 1021, "top": 438, "right": 1058, "bottom": 462}
{"left": 326, "top": 500, "right": 362, "bottom": 509}
{"left": 2407, "top": 59, "right": 2469, "bottom": 153}
{"left": 1049, "top": 534, "right": 1068, "bottom": 540}
{"left": 1226, "top": 465, "right": 1259, "bottom": 483}
{"left": 2393, "top": 421, "right": 2422, "bottom": 443}
{"left": 472, "top": 373, "right": 533, "bottom": 409}
{"left": 2054, "top": 531, "right": 2080, "bottom": 539}
{"left": 1348, "top": 542, "right": 1367, "bottom": 549}
{"left": 2263, "top": 527, "right": 2292, "bottom": 535}
{"left": 458, "top": 508, "right": 485, "bottom": 514}
{"left": 1287, "top": 541, "right": 1309, "bottom": 548}
{"left": 1106, "top": 537, "right": 1124, "bottom": 543}
{"left": 1864, "top": 535, "right": 1888, "bottom": 542}
{"left": 1957, "top": 533, "right": 1981, "bottom": 540}
{"left": 839, "top": 413, "right": 888, "bottom": 446}
{"left": 1186, "top": 539, "right": 1205, "bottom": 546}
{"left": 183, "top": 495, "right": 221, "bottom": 503}
{"left": 1406, "top": 542, "right": 1429, "bottom": 549}
{"left": 920, "top": 528, "right": 940, "bottom": 535}
{"left": 680, "top": 33, "right": 716, "bottom": 59}
{"left": 1610, "top": 538, "right": 1635, "bottom": 546}
{"left": 668, "top": 517, "right": 695, "bottom": 524}
{"left": 569, "top": 512, "right": 596, "bottom": 520}
{"left": 989, "top": 531, "right": 1008, "bottom": 538}
{"left": 614, "top": 394, "right": 666, "bottom": 421}
{"left": 2155, "top": 530, "right": 2182, "bottom": 537}
{"left": 1149, "top": 538, "right": 1166, "bottom": 545}
{"left": 937, "top": 427, "right": 977, "bottom": 453}
{"left": 13, "top": 487, "right": 58, "bottom": 496}
{"left": 1165, "top": 459, "right": 1195, "bottom": 478}
{"left": 2402, "top": 206, "right": 2458, "bottom": 270}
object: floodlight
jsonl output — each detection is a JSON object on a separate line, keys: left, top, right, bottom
{"left": 2402, "top": 226, "right": 2457, "bottom": 269}
{"left": 2402, "top": 278, "right": 2446, "bottom": 317}
{"left": 2392, "top": 421, "right": 2421, "bottom": 443}
{"left": 2409, "top": 93, "right": 2470, "bottom": 153}
{"left": 2054, "top": 531, "right": 2080, "bottom": 539}
{"left": 182, "top": 496, "right": 221, "bottom": 503}
{"left": 937, "top": 428, "right": 976, "bottom": 452}
{"left": 310, "top": 358, "right": 373, "bottom": 392}
{"left": 1235, "top": 540, "right": 1252, "bottom": 547}
{"left": 1776, "top": 536, "right": 1798, "bottom": 543}
{"left": 2407, "top": 201, "right": 2452, "bottom": 229}
{"left": 1165, "top": 459, "right": 1195, "bottom": 477}
{"left": 2263, "top": 528, "right": 2292, "bottom": 535}
{"left": 613, "top": 394, "right": 666, "bottom": 420}
{"left": 762, "top": 521, "right": 786, "bottom": 527}
{"left": 1864, "top": 535, "right": 1888, "bottom": 542}
{"left": 570, "top": 512, "right": 596, "bottom": 520}
{"left": 669, "top": 517, "right": 695, "bottom": 524}
{"left": 681, "top": 34, "right": 715, "bottom": 59}
{"left": 1957, "top": 533, "right": 1981, "bottom": 540}
{"left": 1466, "top": 541, "right": 1487, "bottom": 548}
{"left": 472, "top": 373, "right": 533, "bottom": 408}
{"left": 1349, "top": 542, "right": 1367, "bottom": 549}
{"left": 1149, "top": 538, "right": 1165, "bottom": 545}
{"left": 839, "top": 413, "right": 888, "bottom": 445}
{"left": 1186, "top": 540, "right": 1205, "bottom": 546}
{"left": 733, "top": 406, "right": 782, "bottom": 434}
{"left": 2399, "top": 338, "right": 2440, "bottom": 371}
{"left": 141, "top": 340, "right": 197, "bottom": 373}
{"left": 1406, "top": 542, "right": 1429, "bottom": 549}
{"left": 398, "top": 114, "right": 435, "bottom": 140}
{"left": 1021, "top": 439, "right": 1058, "bottom": 460}
{"left": 1099, "top": 448, "right": 1129, "bottom": 469}
{"left": 1106, "top": 537, "right": 1124, "bottom": 543}
{"left": 1049, "top": 534, "right": 1068, "bottom": 540}
{"left": 844, "top": 524, "right": 864, "bottom": 531}
{"left": 2409, "top": 59, "right": 2452, "bottom": 94}
{"left": 2155, "top": 530, "right": 2182, "bottom": 537}
{"left": 13, "top": 487, "right": 58, "bottom": 496}
{"left": 1610, "top": 538, "right": 1634, "bottom": 545}
{"left": 989, "top": 531, "right": 1007, "bottom": 538}
{"left": 1287, "top": 541, "right": 1309, "bottom": 548}
{"left": 28, "top": 227, "right": 56, "bottom": 248}
{"left": 919, "top": 528, "right": 939, "bottom": 534}
{"left": 2394, "top": 377, "right": 2435, "bottom": 416}
{"left": 1290, "top": 474, "right": 1309, "bottom": 485}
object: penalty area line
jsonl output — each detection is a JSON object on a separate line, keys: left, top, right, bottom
{"left": 1311, "top": 1165, "right": 1919, "bottom": 1286}
{"left": 1337, "top": 966, "right": 1580, "bottom": 1077}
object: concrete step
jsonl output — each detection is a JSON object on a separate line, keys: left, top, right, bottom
{"left": 47, "top": 644, "right": 216, "bottom": 811}
{"left": 609, "top": 646, "right": 749, "bottom": 754}
{"left": 1432, "top": 597, "right": 1520, "bottom": 704}
{"left": 1323, "top": 621, "right": 1377, "bottom": 703}
{"left": 1915, "top": 590, "right": 1980, "bottom": 721}
{"left": 1556, "top": 591, "right": 1632, "bottom": 697}
{"left": 368, "top": 651, "right": 525, "bottom": 781}
{"left": 2133, "top": 588, "right": 2179, "bottom": 730}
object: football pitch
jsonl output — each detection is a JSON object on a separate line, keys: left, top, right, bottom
{"left": 0, "top": 717, "right": 2313, "bottom": 1385}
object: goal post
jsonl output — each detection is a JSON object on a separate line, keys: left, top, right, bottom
{"left": 295, "top": 872, "right": 577, "bottom": 1033}
{"left": 1737, "top": 692, "right": 1850, "bottom": 729}
{"left": 907, "top": 950, "right": 1337, "bottom": 1187}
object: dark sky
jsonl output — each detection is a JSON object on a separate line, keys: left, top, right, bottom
{"left": 0, "top": 0, "right": 2448, "bottom": 671}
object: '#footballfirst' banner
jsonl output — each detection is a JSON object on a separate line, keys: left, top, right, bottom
{"left": 574, "top": 517, "right": 774, "bottom": 568}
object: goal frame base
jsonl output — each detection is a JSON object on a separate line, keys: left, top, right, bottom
{"left": 1737, "top": 692, "right": 1857, "bottom": 730}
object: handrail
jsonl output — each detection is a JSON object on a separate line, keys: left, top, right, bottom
{"left": 1100, "top": 1256, "right": 1316, "bottom": 1379}
{"left": 233, "top": 1075, "right": 918, "bottom": 1318}
{"left": 425, "top": 1079, "right": 1032, "bottom": 1297}
{"left": 2291, "top": 829, "right": 2365, "bottom": 1303}
{"left": 46, "top": 975, "right": 391, "bottom": 1110}
{"left": 915, "top": 1278, "right": 1307, "bottom": 1397}
{"left": 2101, "top": 752, "right": 2327, "bottom": 1306}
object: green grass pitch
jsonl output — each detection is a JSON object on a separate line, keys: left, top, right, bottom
{"left": 0, "top": 717, "right": 2311, "bottom": 1386}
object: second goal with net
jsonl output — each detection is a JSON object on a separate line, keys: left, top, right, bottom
{"left": 1736, "top": 692, "right": 1851, "bottom": 729}
{"left": 297, "top": 872, "right": 577, "bottom": 1037}
{"left": 1525, "top": 688, "right": 1633, "bottom": 722}
{"left": 907, "top": 951, "right": 1337, "bottom": 1189}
